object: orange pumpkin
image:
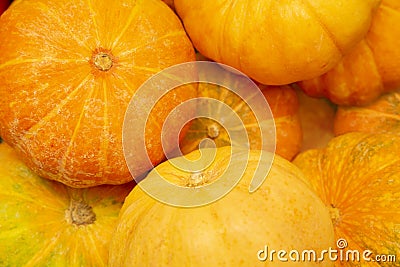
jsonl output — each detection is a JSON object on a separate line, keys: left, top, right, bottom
{"left": 110, "top": 147, "right": 335, "bottom": 266}
{"left": 0, "top": 0, "right": 196, "bottom": 187}
{"left": 334, "top": 90, "right": 400, "bottom": 136}
{"left": 0, "top": 141, "right": 134, "bottom": 266}
{"left": 293, "top": 132, "right": 400, "bottom": 266}
{"left": 298, "top": 0, "right": 400, "bottom": 106}
{"left": 162, "top": 0, "right": 175, "bottom": 11}
{"left": 174, "top": 0, "right": 380, "bottom": 85}
{"left": 180, "top": 75, "right": 302, "bottom": 161}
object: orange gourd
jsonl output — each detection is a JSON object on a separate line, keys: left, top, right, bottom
{"left": 298, "top": 0, "right": 400, "bottom": 106}
{"left": 179, "top": 75, "right": 302, "bottom": 161}
{"left": 109, "top": 147, "right": 335, "bottom": 266}
{"left": 0, "top": 141, "right": 134, "bottom": 266}
{"left": 174, "top": 0, "right": 380, "bottom": 85}
{"left": 0, "top": 0, "right": 196, "bottom": 187}
{"left": 293, "top": 132, "right": 400, "bottom": 266}
{"left": 334, "top": 90, "right": 400, "bottom": 136}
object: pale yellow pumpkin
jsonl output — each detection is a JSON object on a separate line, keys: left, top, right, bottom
{"left": 109, "top": 147, "right": 335, "bottom": 266}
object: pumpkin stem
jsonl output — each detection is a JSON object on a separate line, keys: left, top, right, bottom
{"left": 207, "top": 123, "right": 220, "bottom": 139}
{"left": 93, "top": 52, "right": 113, "bottom": 71}
{"left": 65, "top": 199, "right": 96, "bottom": 226}
{"left": 187, "top": 171, "right": 207, "bottom": 187}
{"left": 329, "top": 204, "right": 341, "bottom": 226}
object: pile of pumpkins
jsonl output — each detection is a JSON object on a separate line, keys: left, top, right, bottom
{"left": 0, "top": 0, "right": 399, "bottom": 266}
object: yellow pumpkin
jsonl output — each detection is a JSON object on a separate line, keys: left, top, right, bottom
{"left": 298, "top": 0, "right": 400, "bottom": 106}
{"left": 174, "top": 0, "right": 380, "bottom": 85}
{"left": 0, "top": 141, "right": 135, "bottom": 266}
{"left": 109, "top": 147, "right": 335, "bottom": 266}
{"left": 293, "top": 132, "right": 400, "bottom": 266}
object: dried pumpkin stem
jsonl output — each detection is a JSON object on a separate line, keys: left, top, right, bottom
{"left": 187, "top": 171, "right": 207, "bottom": 187}
{"left": 93, "top": 52, "right": 113, "bottom": 71}
{"left": 329, "top": 205, "right": 341, "bottom": 226}
{"left": 65, "top": 199, "right": 96, "bottom": 226}
{"left": 207, "top": 123, "right": 220, "bottom": 139}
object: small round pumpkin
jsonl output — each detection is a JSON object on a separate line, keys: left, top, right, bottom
{"left": 0, "top": 0, "right": 196, "bottom": 187}
{"left": 293, "top": 132, "right": 400, "bottom": 266}
{"left": 174, "top": 0, "right": 380, "bottom": 85}
{"left": 0, "top": 141, "right": 134, "bottom": 266}
{"left": 334, "top": 90, "right": 400, "bottom": 136}
{"left": 298, "top": 0, "right": 400, "bottom": 106}
{"left": 180, "top": 78, "right": 302, "bottom": 161}
{"left": 109, "top": 147, "right": 335, "bottom": 266}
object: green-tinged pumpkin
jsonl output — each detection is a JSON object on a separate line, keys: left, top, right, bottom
{"left": 0, "top": 141, "right": 134, "bottom": 266}
{"left": 109, "top": 147, "right": 335, "bottom": 266}
{"left": 293, "top": 132, "right": 400, "bottom": 266}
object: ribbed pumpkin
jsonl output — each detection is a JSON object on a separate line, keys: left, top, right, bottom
{"left": 180, "top": 79, "right": 302, "bottom": 161}
{"left": 293, "top": 132, "right": 400, "bottom": 266}
{"left": 334, "top": 90, "right": 400, "bottom": 136}
{"left": 109, "top": 147, "right": 335, "bottom": 266}
{"left": 298, "top": 0, "right": 400, "bottom": 106}
{"left": 174, "top": 0, "right": 380, "bottom": 85}
{"left": 0, "top": 0, "right": 196, "bottom": 188}
{"left": 0, "top": 141, "right": 134, "bottom": 266}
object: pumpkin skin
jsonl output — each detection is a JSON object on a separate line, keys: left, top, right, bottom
{"left": 174, "top": 0, "right": 380, "bottom": 85}
{"left": 293, "top": 133, "right": 400, "bottom": 266}
{"left": 0, "top": 0, "right": 196, "bottom": 187}
{"left": 0, "top": 142, "right": 134, "bottom": 266}
{"left": 109, "top": 147, "right": 335, "bottom": 266}
{"left": 334, "top": 90, "right": 400, "bottom": 136}
{"left": 180, "top": 77, "right": 302, "bottom": 161}
{"left": 298, "top": 0, "right": 400, "bottom": 106}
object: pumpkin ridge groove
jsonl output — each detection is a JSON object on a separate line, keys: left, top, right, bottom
{"left": 300, "top": 0, "right": 343, "bottom": 56}
{"left": 110, "top": 0, "right": 141, "bottom": 50}
{"left": 87, "top": 0, "right": 101, "bottom": 42}
{"left": 23, "top": 73, "right": 93, "bottom": 140}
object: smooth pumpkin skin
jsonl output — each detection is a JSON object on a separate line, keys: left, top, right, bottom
{"left": 0, "top": 142, "right": 134, "bottom": 266}
{"left": 0, "top": 0, "right": 196, "bottom": 187}
{"left": 109, "top": 147, "right": 335, "bottom": 267}
{"left": 298, "top": 0, "right": 400, "bottom": 106}
{"left": 334, "top": 91, "right": 400, "bottom": 136}
{"left": 174, "top": 0, "right": 380, "bottom": 85}
{"left": 293, "top": 133, "right": 400, "bottom": 266}
{"left": 180, "top": 75, "right": 302, "bottom": 161}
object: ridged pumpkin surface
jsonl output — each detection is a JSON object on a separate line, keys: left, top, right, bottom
{"left": 0, "top": 142, "right": 134, "bottom": 266}
{"left": 110, "top": 147, "right": 335, "bottom": 266}
{"left": 175, "top": 0, "right": 380, "bottom": 85}
{"left": 293, "top": 133, "right": 400, "bottom": 266}
{"left": 0, "top": 0, "right": 196, "bottom": 187}
{"left": 298, "top": 0, "right": 400, "bottom": 106}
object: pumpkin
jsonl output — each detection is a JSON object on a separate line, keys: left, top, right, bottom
{"left": 0, "top": 141, "right": 135, "bottom": 266}
{"left": 334, "top": 90, "right": 400, "bottom": 136}
{"left": 180, "top": 74, "right": 302, "bottom": 161}
{"left": 162, "top": 0, "right": 175, "bottom": 11}
{"left": 293, "top": 132, "right": 400, "bottom": 266}
{"left": 298, "top": 0, "right": 400, "bottom": 106}
{"left": 174, "top": 0, "right": 380, "bottom": 85}
{"left": 0, "top": 0, "right": 196, "bottom": 187}
{"left": 109, "top": 147, "right": 335, "bottom": 266}
{"left": 295, "top": 86, "right": 336, "bottom": 151}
